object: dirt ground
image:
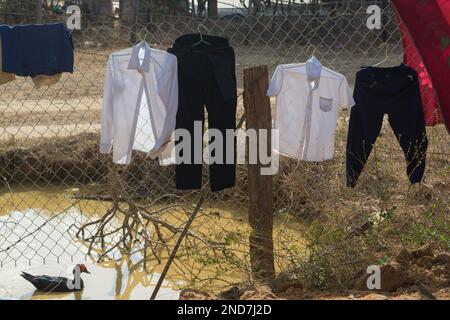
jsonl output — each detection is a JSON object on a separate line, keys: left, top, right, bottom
{"left": 181, "top": 286, "right": 450, "bottom": 300}
{"left": 181, "top": 247, "right": 450, "bottom": 300}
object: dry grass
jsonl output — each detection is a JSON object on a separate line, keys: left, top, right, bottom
{"left": 270, "top": 116, "right": 450, "bottom": 291}
{"left": 1, "top": 114, "right": 447, "bottom": 294}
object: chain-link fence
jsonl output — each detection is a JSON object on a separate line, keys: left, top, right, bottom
{"left": 0, "top": 1, "right": 449, "bottom": 298}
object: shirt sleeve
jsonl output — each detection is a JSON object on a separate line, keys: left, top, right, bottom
{"left": 267, "top": 65, "right": 284, "bottom": 97}
{"left": 100, "top": 57, "right": 114, "bottom": 154}
{"left": 339, "top": 77, "right": 355, "bottom": 110}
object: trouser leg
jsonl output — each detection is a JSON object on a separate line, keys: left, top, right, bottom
{"left": 346, "top": 93, "right": 384, "bottom": 187}
{"left": 387, "top": 84, "right": 428, "bottom": 184}
{"left": 173, "top": 54, "right": 205, "bottom": 190}
{"left": 205, "top": 50, "right": 237, "bottom": 192}
{"left": 205, "top": 95, "right": 237, "bottom": 192}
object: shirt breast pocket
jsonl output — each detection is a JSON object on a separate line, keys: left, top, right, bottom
{"left": 319, "top": 97, "right": 333, "bottom": 112}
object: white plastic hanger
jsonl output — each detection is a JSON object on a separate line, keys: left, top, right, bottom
{"left": 192, "top": 24, "right": 213, "bottom": 47}
{"left": 371, "top": 42, "right": 390, "bottom": 67}
{"left": 282, "top": 45, "right": 335, "bottom": 80}
{"left": 115, "top": 40, "right": 163, "bottom": 69}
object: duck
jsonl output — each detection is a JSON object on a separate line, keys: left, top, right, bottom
{"left": 21, "top": 264, "right": 91, "bottom": 293}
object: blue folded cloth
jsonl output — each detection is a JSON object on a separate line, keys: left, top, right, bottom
{"left": 0, "top": 23, "right": 74, "bottom": 77}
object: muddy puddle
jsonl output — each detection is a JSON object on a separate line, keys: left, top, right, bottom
{"left": 0, "top": 185, "right": 305, "bottom": 300}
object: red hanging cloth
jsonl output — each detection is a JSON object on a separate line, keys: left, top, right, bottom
{"left": 392, "top": 0, "right": 450, "bottom": 134}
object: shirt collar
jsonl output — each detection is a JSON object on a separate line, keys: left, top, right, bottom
{"left": 128, "top": 41, "right": 151, "bottom": 73}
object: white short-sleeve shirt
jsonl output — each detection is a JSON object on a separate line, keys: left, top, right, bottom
{"left": 267, "top": 58, "right": 355, "bottom": 162}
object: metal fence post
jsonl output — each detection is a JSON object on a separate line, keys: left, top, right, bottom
{"left": 243, "top": 65, "right": 275, "bottom": 281}
{"left": 130, "top": 0, "right": 139, "bottom": 44}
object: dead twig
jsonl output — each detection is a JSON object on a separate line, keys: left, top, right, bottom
{"left": 150, "top": 192, "right": 205, "bottom": 300}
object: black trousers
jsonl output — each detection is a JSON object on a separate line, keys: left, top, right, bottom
{"left": 168, "top": 35, "right": 237, "bottom": 192}
{"left": 346, "top": 64, "right": 428, "bottom": 187}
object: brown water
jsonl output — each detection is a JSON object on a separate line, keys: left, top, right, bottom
{"left": 0, "top": 185, "right": 305, "bottom": 300}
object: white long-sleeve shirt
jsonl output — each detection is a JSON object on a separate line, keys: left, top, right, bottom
{"left": 100, "top": 42, "right": 178, "bottom": 165}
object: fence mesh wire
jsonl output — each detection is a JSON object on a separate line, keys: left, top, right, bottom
{"left": 0, "top": 1, "right": 449, "bottom": 295}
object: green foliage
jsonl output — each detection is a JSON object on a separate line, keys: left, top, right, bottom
{"left": 400, "top": 207, "right": 450, "bottom": 249}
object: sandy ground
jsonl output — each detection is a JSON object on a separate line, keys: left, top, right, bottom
{"left": 180, "top": 285, "right": 450, "bottom": 300}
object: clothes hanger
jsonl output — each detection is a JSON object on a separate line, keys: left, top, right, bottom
{"left": 282, "top": 44, "right": 317, "bottom": 70}
{"left": 113, "top": 34, "right": 149, "bottom": 57}
{"left": 309, "top": 44, "right": 318, "bottom": 60}
{"left": 370, "top": 42, "right": 390, "bottom": 67}
{"left": 306, "top": 47, "right": 321, "bottom": 69}
{"left": 138, "top": 40, "right": 164, "bottom": 69}
{"left": 192, "top": 24, "right": 213, "bottom": 47}
{"left": 115, "top": 34, "right": 164, "bottom": 69}
{"left": 305, "top": 46, "right": 323, "bottom": 90}
{"left": 142, "top": 30, "right": 149, "bottom": 44}
{"left": 283, "top": 44, "right": 320, "bottom": 70}
{"left": 282, "top": 44, "right": 336, "bottom": 80}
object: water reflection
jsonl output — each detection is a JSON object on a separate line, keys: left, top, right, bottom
{"left": 0, "top": 187, "right": 181, "bottom": 300}
{"left": 0, "top": 185, "right": 306, "bottom": 300}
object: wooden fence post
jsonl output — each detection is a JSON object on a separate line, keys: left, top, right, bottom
{"left": 243, "top": 65, "right": 275, "bottom": 281}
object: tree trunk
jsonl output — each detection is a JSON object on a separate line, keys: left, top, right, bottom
{"left": 208, "top": 0, "right": 218, "bottom": 17}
